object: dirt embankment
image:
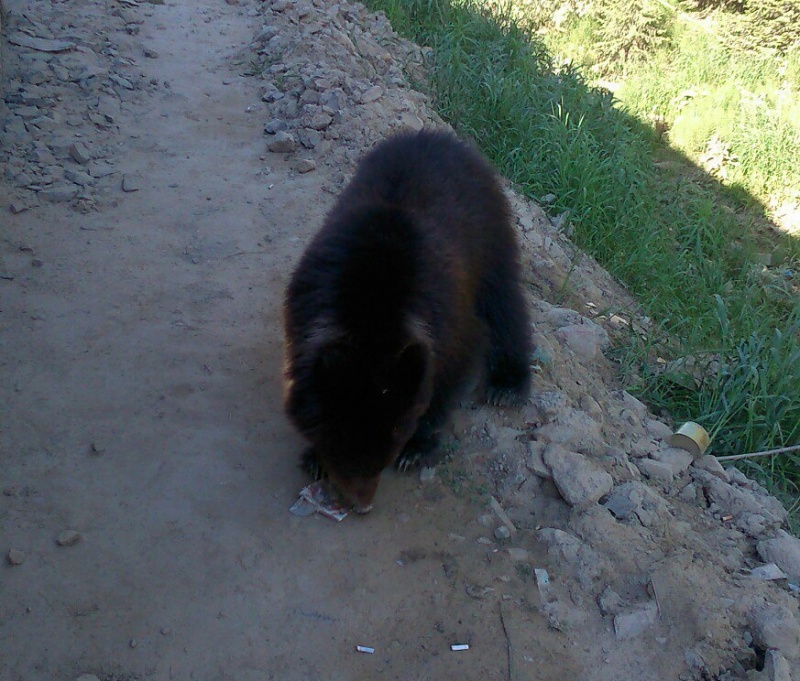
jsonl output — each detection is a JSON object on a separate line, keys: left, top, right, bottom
{"left": 1, "top": 1, "right": 799, "bottom": 680}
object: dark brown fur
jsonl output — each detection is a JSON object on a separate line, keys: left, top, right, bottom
{"left": 283, "top": 130, "right": 531, "bottom": 512}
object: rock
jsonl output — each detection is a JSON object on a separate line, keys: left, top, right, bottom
{"left": 7, "top": 549, "right": 26, "bottom": 566}
{"left": 554, "top": 322, "right": 609, "bottom": 360}
{"left": 543, "top": 444, "right": 613, "bottom": 509}
{"left": 264, "top": 118, "right": 288, "bottom": 134}
{"left": 65, "top": 168, "right": 94, "bottom": 186}
{"left": 143, "top": 47, "right": 159, "bottom": 59}
{"left": 121, "top": 175, "right": 141, "bottom": 192}
{"left": 506, "top": 548, "right": 529, "bottom": 562}
{"left": 266, "top": 131, "right": 297, "bottom": 153}
{"left": 528, "top": 390, "right": 569, "bottom": 424}
{"left": 692, "top": 455, "right": 729, "bottom": 482}
{"left": 489, "top": 496, "right": 517, "bottom": 536}
{"left": 359, "top": 85, "right": 384, "bottom": 104}
{"left": 751, "top": 563, "right": 788, "bottom": 581}
{"left": 535, "top": 408, "right": 604, "bottom": 451}
{"left": 748, "top": 602, "right": 800, "bottom": 655}
{"left": 9, "top": 34, "right": 76, "bottom": 53}
{"left": 764, "top": 649, "right": 792, "bottom": 681}
{"left": 295, "top": 159, "right": 316, "bottom": 174}
{"left": 693, "top": 470, "right": 786, "bottom": 535}
{"left": 758, "top": 531, "right": 800, "bottom": 582}
{"left": 10, "top": 200, "right": 32, "bottom": 214}
{"left": 56, "top": 529, "right": 81, "bottom": 547}
{"left": 613, "top": 601, "right": 658, "bottom": 639}
{"left": 494, "top": 526, "right": 511, "bottom": 540}
{"left": 537, "top": 528, "right": 603, "bottom": 588}
{"left": 618, "top": 390, "right": 648, "bottom": 419}
{"left": 603, "top": 483, "right": 643, "bottom": 519}
{"left": 645, "top": 418, "right": 673, "bottom": 441}
{"left": 635, "top": 457, "right": 674, "bottom": 483}
{"left": 68, "top": 142, "right": 91, "bottom": 164}
{"left": 650, "top": 447, "right": 694, "bottom": 475}
{"left": 307, "top": 112, "right": 333, "bottom": 131}
{"left": 40, "top": 185, "right": 78, "bottom": 203}
{"left": 598, "top": 586, "right": 625, "bottom": 616}
{"left": 88, "top": 161, "right": 115, "bottom": 178}
{"left": 579, "top": 394, "right": 602, "bottom": 419}
{"left": 418, "top": 466, "right": 435, "bottom": 483}
{"left": 527, "top": 441, "right": 551, "bottom": 478}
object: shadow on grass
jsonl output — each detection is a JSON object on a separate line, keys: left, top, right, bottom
{"left": 364, "top": 0, "right": 800, "bottom": 511}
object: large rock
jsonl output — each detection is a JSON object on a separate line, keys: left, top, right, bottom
{"left": 758, "top": 531, "right": 800, "bottom": 582}
{"left": 748, "top": 602, "right": 800, "bottom": 656}
{"left": 554, "top": 321, "right": 610, "bottom": 360}
{"left": 543, "top": 444, "right": 613, "bottom": 509}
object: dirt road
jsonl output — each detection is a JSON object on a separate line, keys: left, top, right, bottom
{"left": 2, "top": 1, "right": 799, "bottom": 680}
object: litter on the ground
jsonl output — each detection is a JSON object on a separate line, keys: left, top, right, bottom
{"left": 670, "top": 422, "right": 710, "bottom": 457}
{"left": 356, "top": 645, "right": 375, "bottom": 654}
{"left": 289, "top": 481, "right": 351, "bottom": 521}
{"left": 450, "top": 644, "right": 470, "bottom": 651}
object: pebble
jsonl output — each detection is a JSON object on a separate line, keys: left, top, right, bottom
{"left": 764, "top": 649, "right": 792, "bottom": 681}
{"left": 418, "top": 466, "right": 435, "bottom": 483}
{"left": 359, "top": 85, "right": 384, "bottom": 104}
{"left": 750, "top": 563, "right": 788, "bottom": 581}
{"left": 554, "top": 322, "right": 610, "bottom": 360}
{"left": 613, "top": 601, "right": 658, "bottom": 639}
{"left": 544, "top": 444, "right": 613, "bottom": 508}
{"left": 295, "top": 159, "right": 316, "bottom": 174}
{"left": 266, "top": 131, "right": 297, "bottom": 153}
{"left": 527, "top": 441, "right": 551, "bottom": 478}
{"left": 494, "top": 526, "right": 511, "bottom": 540}
{"left": 121, "top": 175, "right": 141, "bottom": 192}
{"left": 7, "top": 549, "right": 26, "bottom": 566}
{"left": 758, "top": 531, "right": 800, "bottom": 582}
{"left": 645, "top": 419, "right": 673, "bottom": 441}
{"left": 68, "top": 142, "right": 91, "bottom": 164}
{"left": 40, "top": 185, "right": 78, "bottom": 203}
{"left": 88, "top": 161, "right": 115, "bottom": 178}
{"left": 650, "top": 447, "right": 694, "bottom": 475}
{"left": 307, "top": 112, "right": 333, "bottom": 131}
{"left": 264, "top": 118, "right": 288, "bottom": 134}
{"left": 506, "top": 548, "right": 529, "bottom": 562}
{"left": 635, "top": 457, "right": 674, "bottom": 483}
{"left": 56, "top": 529, "right": 81, "bottom": 547}
{"left": 598, "top": 586, "right": 625, "bottom": 616}
{"left": 691, "top": 454, "right": 729, "bottom": 482}
{"left": 65, "top": 168, "right": 94, "bottom": 186}
{"left": 748, "top": 602, "right": 800, "bottom": 655}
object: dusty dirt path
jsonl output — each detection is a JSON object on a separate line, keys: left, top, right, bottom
{"left": 3, "top": 1, "right": 800, "bottom": 680}
{"left": 0, "top": 2, "right": 562, "bottom": 679}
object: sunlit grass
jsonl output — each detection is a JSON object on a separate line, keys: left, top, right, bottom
{"left": 363, "top": 0, "right": 800, "bottom": 510}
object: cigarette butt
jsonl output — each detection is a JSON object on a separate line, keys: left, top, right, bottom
{"left": 451, "top": 644, "right": 470, "bottom": 651}
{"left": 722, "top": 515, "right": 733, "bottom": 521}
{"left": 356, "top": 645, "right": 375, "bottom": 654}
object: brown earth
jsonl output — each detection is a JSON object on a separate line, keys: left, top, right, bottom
{"left": 2, "top": 1, "right": 799, "bottom": 680}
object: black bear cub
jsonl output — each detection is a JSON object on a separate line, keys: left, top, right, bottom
{"left": 283, "top": 129, "right": 531, "bottom": 513}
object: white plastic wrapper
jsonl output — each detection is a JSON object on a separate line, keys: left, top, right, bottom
{"left": 289, "top": 480, "right": 351, "bottom": 522}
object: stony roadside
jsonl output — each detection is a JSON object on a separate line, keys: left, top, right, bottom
{"left": 1, "top": 1, "right": 799, "bottom": 680}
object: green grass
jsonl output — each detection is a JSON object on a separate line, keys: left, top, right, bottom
{"left": 362, "top": 0, "right": 800, "bottom": 508}
{"left": 543, "top": 7, "right": 800, "bottom": 229}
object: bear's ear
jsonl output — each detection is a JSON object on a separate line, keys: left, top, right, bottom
{"left": 391, "top": 341, "right": 431, "bottom": 407}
